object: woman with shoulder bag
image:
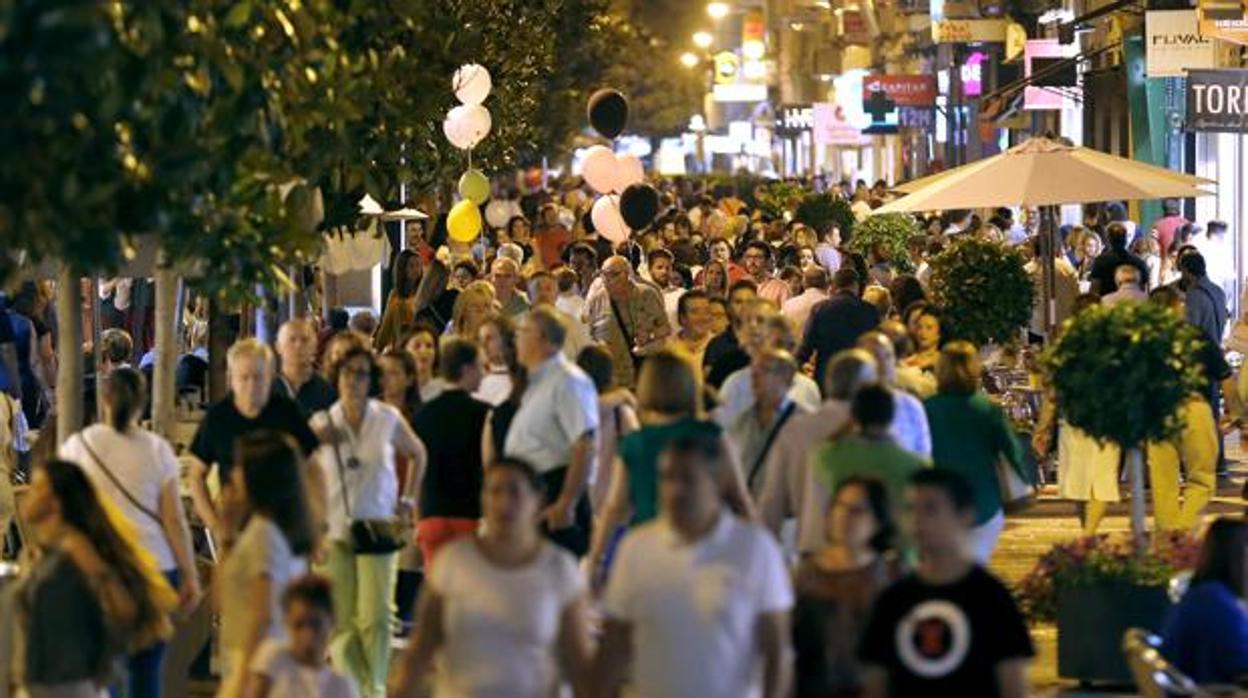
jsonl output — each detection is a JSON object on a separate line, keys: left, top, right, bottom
{"left": 312, "top": 346, "right": 427, "bottom": 698}
{"left": 58, "top": 367, "right": 200, "bottom": 698}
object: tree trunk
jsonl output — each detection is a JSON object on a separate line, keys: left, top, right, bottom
{"left": 54, "top": 265, "right": 83, "bottom": 445}
{"left": 1126, "top": 446, "right": 1147, "bottom": 555}
{"left": 150, "top": 263, "right": 178, "bottom": 438}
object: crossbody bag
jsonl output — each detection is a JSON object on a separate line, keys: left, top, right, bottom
{"left": 328, "top": 412, "right": 405, "bottom": 555}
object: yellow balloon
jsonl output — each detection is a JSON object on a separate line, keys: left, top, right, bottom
{"left": 448, "top": 199, "right": 483, "bottom": 243}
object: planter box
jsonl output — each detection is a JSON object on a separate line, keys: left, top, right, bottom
{"left": 1057, "top": 581, "right": 1171, "bottom": 684}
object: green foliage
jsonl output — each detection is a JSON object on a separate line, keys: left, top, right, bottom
{"left": 1016, "top": 532, "right": 1200, "bottom": 622}
{"left": 928, "top": 237, "right": 1033, "bottom": 345}
{"left": 601, "top": 19, "right": 705, "bottom": 139}
{"left": 846, "top": 212, "right": 922, "bottom": 273}
{"left": 795, "top": 193, "right": 855, "bottom": 238}
{"left": 1042, "top": 302, "right": 1207, "bottom": 448}
{"left": 756, "top": 182, "right": 806, "bottom": 221}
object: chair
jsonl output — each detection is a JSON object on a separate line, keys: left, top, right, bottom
{"left": 1123, "top": 628, "right": 1218, "bottom": 698}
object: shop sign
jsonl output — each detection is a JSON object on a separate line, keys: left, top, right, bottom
{"left": 1198, "top": 0, "right": 1248, "bottom": 45}
{"left": 932, "top": 18, "right": 1009, "bottom": 43}
{"left": 962, "top": 52, "right": 987, "bottom": 96}
{"left": 864, "top": 75, "right": 938, "bottom": 106}
{"left": 714, "top": 52, "right": 740, "bottom": 85}
{"left": 1186, "top": 69, "right": 1248, "bottom": 132}
{"left": 813, "top": 102, "right": 870, "bottom": 146}
{"left": 899, "top": 107, "right": 935, "bottom": 130}
{"left": 776, "top": 103, "right": 815, "bottom": 136}
{"left": 842, "top": 10, "right": 871, "bottom": 43}
{"left": 1147, "top": 11, "right": 1217, "bottom": 77}
{"left": 1024, "top": 39, "right": 1077, "bottom": 110}
{"left": 712, "top": 83, "right": 768, "bottom": 103}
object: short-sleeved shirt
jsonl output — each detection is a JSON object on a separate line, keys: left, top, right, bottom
{"left": 189, "top": 393, "right": 318, "bottom": 486}
{"left": 219, "top": 516, "right": 307, "bottom": 658}
{"left": 859, "top": 566, "right": 1034, "bottom": 696}
{"left": 618, "top": 419, "right": 722, "bottom": 526}
{"left": 430, "top": 538, "right": 584, "bottom": 698}
{"left": 250, "top": 639, "right": 358, "bottom": 698}
{"left": 60, "top": 425, "right": 180, "bottom": 571}
{"left": 311, "top": 400, "right": 408, "bottom": 542}
{"left": 503, "top": 354, "right": 599, "bottom": 474}
{"left": 583, "top": 282, "right": 670, "bottom": 388}
{"left": 272, "top": 372, "right": 337, "bottom": 417}
{"left": 603, "top": 513, "right": 794, "bottom": 698}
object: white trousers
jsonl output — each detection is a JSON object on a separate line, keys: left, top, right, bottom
{"left": 969, "top": 509, "right": 1006, "bottom": 564}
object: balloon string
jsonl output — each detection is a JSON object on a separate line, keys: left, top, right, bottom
{"left": 468, "top": 148, "right": 473, "bottom": 170}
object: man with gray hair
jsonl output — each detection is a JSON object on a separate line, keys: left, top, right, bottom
{"left": 1101, "top": 265, "right": 1147, "bottom": 306}
{"left": 490, "top": 256, "right": 530, "bottom": 319}
{"left": 583, "top": 255, "right": 670, "bottom": 388}
{"left": 273, "top": 318, "right": 336, "bottom": 415}
{"left": 725, "top": 349, "right": 811, "bottom": 500}
{"left": 505, "top": 306, "right": 599, "bottom": 555}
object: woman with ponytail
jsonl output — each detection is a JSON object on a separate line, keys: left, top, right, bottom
{"left": 13, "top": 458, "right": 178, "bottom": 697}
{"left": 58, "top": 366, "right": 200, "bottom": 697}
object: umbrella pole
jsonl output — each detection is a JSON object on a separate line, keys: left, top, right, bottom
{"left": 1041, "top": 206, "right": 1058, "bottom": 340}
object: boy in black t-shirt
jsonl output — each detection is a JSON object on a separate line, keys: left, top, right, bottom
{"left": 860, "top": 469, "right": 1033, "bottom": 698}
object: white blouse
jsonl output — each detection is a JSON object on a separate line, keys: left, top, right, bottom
{"left": 311, "top": 400, "right": 405, "bottom": 541}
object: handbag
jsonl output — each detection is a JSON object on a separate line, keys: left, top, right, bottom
{"left": 996, "top": 456, "right": 1034, "bottom": 513}
{"left": 328, "top": 412, "right": 405, "bottom": 556}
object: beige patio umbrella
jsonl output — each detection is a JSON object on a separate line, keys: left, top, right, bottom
{"left": 875, "top": 137, "right": 1213, "bottom": 213}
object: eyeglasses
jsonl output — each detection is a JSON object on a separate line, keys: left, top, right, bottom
{"left": 343, "top": 368, "right": 371, "bottom": 379}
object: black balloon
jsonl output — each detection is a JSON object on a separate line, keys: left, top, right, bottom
{"left": 619, "top": 184, "right": 659, "bottom": 231}
{"left": 587, "top": 88, "right": 629, "bottom": 139}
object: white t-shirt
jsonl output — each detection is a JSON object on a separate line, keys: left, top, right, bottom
{"left": 473, "top": 369, "right": 513, "bottom": 407}
{"left": 250, "top": 638, "right": 358, "bottom": 698}
{"left": 311, "top": 400, "right": 404, "bottom": 542}
{"left": 219, "top": 516, "right": 307, "bottom": 657}
{"left": 603, "top": 513, "right": 795, "bottom": 698}
{"left": 59, "top": 425, "right": 180, "bottom": 571}
{"left": 714, "top": 367, "right": 822, "bottom": 427}
{"left": 430, "top": 538, "right": 584, "bottom": 698}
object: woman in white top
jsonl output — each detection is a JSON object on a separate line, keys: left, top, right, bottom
{"left": 312, "top": 346, "right": 427, "bottom": 698}
{"left": 59, "top": 366, "right": 200, "bottom": 698}
{"left": 389, "top": 458, "right": 593, "bottom": 698}
{"left": 217, "top": 431, "right": 315, "bottom": 698}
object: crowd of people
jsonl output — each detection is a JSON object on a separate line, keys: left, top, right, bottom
{"left": 0, "top": 176, "right": 1243, "bottom": 697}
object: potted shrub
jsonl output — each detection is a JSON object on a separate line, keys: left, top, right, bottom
{"left": 1017, "top": 532, "right": 1200, "bottom": 683}
{"left": 794, "top": 192, "right": 856, "bottom": 240}
{"left": 845, "top": 212, "right": 921, "bottom": 273}
{"left": 756, "top": 182, "right": 807, "bottom": 222}
{"left": 1039, "top": 302, "right": 1207, "bottom": 683}
{"left": 928, "top": 237, "right": 1033, "bottom": 347}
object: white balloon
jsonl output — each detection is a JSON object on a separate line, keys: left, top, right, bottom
{"left": 581, "top": 146, "right": 618, "bottom": 194}
{"left": 453, "top": 63, "right": 492, "bottom": 105}
{"left": 443, "top": 104, "right": 492, "bottom": 150}
{"left": 592, "top": 195, "right": 629, "bottom": 244}
{"left": 613, "top": 154, "right": 645, "bottom": 193}
{"left": 484, "top": 199, "right": 512, "bottom": 229}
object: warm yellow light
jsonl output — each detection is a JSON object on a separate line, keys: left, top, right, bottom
{"left": 693, "top": 31, "right": 714, "bottom": 49}
{"left": 680, "top": 52, "right": 701, "bottom": 68}
{"left": 742, "top": 39, "right": 765, "bottom": 60}
{"left": 707, "top": 2, "right": 730, "bottom": 20}
{"left": 742, "top": 59, "right": 765, "bottom": 80}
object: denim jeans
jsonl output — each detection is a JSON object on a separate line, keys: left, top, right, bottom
{"left": 112, "top": 569, "right": 179, "bottom": 698}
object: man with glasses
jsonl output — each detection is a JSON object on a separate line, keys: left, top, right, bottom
{"left": 583, "top": 256, "right": 670, "bottom": 389}
{"left": 742, "top": 240, "right": 792, "bottom": 306}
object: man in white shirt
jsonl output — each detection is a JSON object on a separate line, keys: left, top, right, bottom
{"left": 505, "top": 306, "right": 599, "bottom": 556}
{"left": 856, "top": 331, "right": 932, "bottom": 457}
{"left": 594, "top": 434, "right": 794, "bottom": 698}
{"left": 782, "top": 266, "right": 829, "bottom": 331}
{"left": 716, "top": 303, "right": 821, "bottom": 426}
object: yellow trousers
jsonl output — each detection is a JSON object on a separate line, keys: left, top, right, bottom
{"left": 1146, "top": 397, "right": 1218, "bottom": 531}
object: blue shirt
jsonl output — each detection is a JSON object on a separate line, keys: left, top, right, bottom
{"left": 1162, "top": 580, "right": 1248, "bottom": 684}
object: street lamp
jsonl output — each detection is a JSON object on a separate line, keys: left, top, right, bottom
{"left": 680, "top": 52, "right": 700, "bottom": 68}
{"left": 692, "top": 30, "right": 713, "bottom": 49}
{"left": 707, "top": 2, "right": 730, "bottom": 20}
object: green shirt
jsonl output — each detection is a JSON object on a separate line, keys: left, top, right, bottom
{"left": 813, "top": 434, "right": 930, "bottom": 523}
{"left": 923, "top": 391, "right": 1027, "bottom": 525}
{"left": 619, "top": 418, "right": 722, "bottom": 525}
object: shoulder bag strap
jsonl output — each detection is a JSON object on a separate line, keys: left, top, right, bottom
{"left": 77, "top": 432, "right": 162, "bottom": 526}
{"left": 748, "top": 402, "right": 799, "bottom": 491}
{"left": 326, "top": 411, "right": 353, "bottom": 520}
{"left": 608, "top": 296, "right": 636, "bottom": 350}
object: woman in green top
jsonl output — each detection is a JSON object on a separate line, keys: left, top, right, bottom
{"left": 923, "top": 341, "right": 1028, "bottom": 564}
{"left": 587, "top": 349, "right": 752, "bottom": 590}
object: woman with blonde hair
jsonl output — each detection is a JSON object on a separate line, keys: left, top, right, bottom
{"left": 922, "top": 341, "right": 1029, "bottom": 562}
{"left": 449, "top": 280, "right": 497, "bottom": 340}
{"left": 586, "top": 349, "right": 753, "bottom": 590}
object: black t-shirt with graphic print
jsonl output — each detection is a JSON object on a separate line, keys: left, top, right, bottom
{"left": 859, "top": 565, "right": 1034, "bottom": 697}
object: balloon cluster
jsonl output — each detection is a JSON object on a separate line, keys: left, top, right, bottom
{"left": 584, "top": 89, "right": 660, "bottom": 244}
{"left": 444, "top": 64, "right": 493, "bottom": 243}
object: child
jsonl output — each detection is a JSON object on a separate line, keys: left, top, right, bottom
{"left": 246, "top": 574, "right": 358, "bottom": 698}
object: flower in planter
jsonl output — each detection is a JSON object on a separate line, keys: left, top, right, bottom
{"left": 1016, "top": 532, "right": 1201, "bottom": 623}
{"left": 928, "top": 236, "right": 1033, "bottom": 347}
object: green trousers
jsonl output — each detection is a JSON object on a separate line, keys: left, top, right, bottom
{"left": 319, "top": 541, "right": 397, "bottom": 698}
